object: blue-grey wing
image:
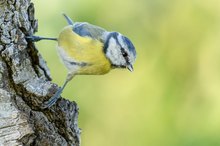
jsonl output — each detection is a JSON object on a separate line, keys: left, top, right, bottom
{"left": 73, "top": 22, "right": 106, "bottom": 42}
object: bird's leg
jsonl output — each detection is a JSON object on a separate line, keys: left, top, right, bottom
{"left": 26, "top": 35, "right": 57, "bottom": 42}
{"left": 42, "top": 72, "right": 75, "bottom": 109}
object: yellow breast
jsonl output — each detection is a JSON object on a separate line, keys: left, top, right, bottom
{"left": 57, "top": 26, "right": 111, "bottom": 75}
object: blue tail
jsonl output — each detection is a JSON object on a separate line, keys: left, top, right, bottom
{"left": 63, "top": 13, "right": 74, "bottom": 25}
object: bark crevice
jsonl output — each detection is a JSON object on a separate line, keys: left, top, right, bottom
{"left": 0, "top": 0, "right": 80, "bottom": 145}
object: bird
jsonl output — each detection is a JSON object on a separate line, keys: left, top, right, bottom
{"left": 27, "top": 14, "right": 137, "bottom": 108}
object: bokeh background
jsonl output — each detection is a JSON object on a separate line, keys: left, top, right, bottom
{"left": 32, "top": 0, "right": 220, "bottom": 146}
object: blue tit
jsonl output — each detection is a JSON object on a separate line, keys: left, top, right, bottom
{"left": 27, "top": 14, "right": 136, "bottom": 108}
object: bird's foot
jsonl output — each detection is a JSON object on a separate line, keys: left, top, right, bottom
{"left": 41, "top": 88, "right": 63, "bottom": 109}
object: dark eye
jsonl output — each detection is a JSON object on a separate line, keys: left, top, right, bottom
{"left": 122, "top": 52, "right": 128, "bottom": 57}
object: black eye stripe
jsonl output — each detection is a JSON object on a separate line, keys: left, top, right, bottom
{"left": 120, "top": 47, "right": 130, "bottom": 64}
{"left": 121, "top": 49, "right": 127, "bottom": 56}
{"left": 122, "top": 52, "right": 128, "bottom": 57}
{"left": 116, "top": 35, "right": 129, "bottom": 60}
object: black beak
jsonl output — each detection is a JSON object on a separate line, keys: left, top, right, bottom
{"left": 127, "top": 64, "right": 133, "bottom": 72}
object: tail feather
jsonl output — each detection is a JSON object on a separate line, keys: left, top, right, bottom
{"left": 62, "top": 13, "right": 74, "bottom": 25}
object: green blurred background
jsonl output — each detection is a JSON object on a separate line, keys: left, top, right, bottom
{"left": 32, "top": 0, "right": 220, "bottom": 146}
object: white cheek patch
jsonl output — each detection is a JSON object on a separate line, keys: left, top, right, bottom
{"left": 106, "top": 38, "right": 126, "bottom": 66}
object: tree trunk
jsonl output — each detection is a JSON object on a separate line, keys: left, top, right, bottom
{"left": 0, "top": 0, "right": 80, "bottom": 145}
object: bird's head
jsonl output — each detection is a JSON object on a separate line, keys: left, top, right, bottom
{"left": 104, "top": 32, "right": 136, "bottom": 71}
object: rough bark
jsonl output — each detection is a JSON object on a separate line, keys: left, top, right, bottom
{"left": 0, "top": 0, "right": 81, "bottom": 145}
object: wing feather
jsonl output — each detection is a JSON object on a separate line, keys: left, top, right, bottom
{"left": 73, "top": 22, "right": 106, "bottom": 42}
